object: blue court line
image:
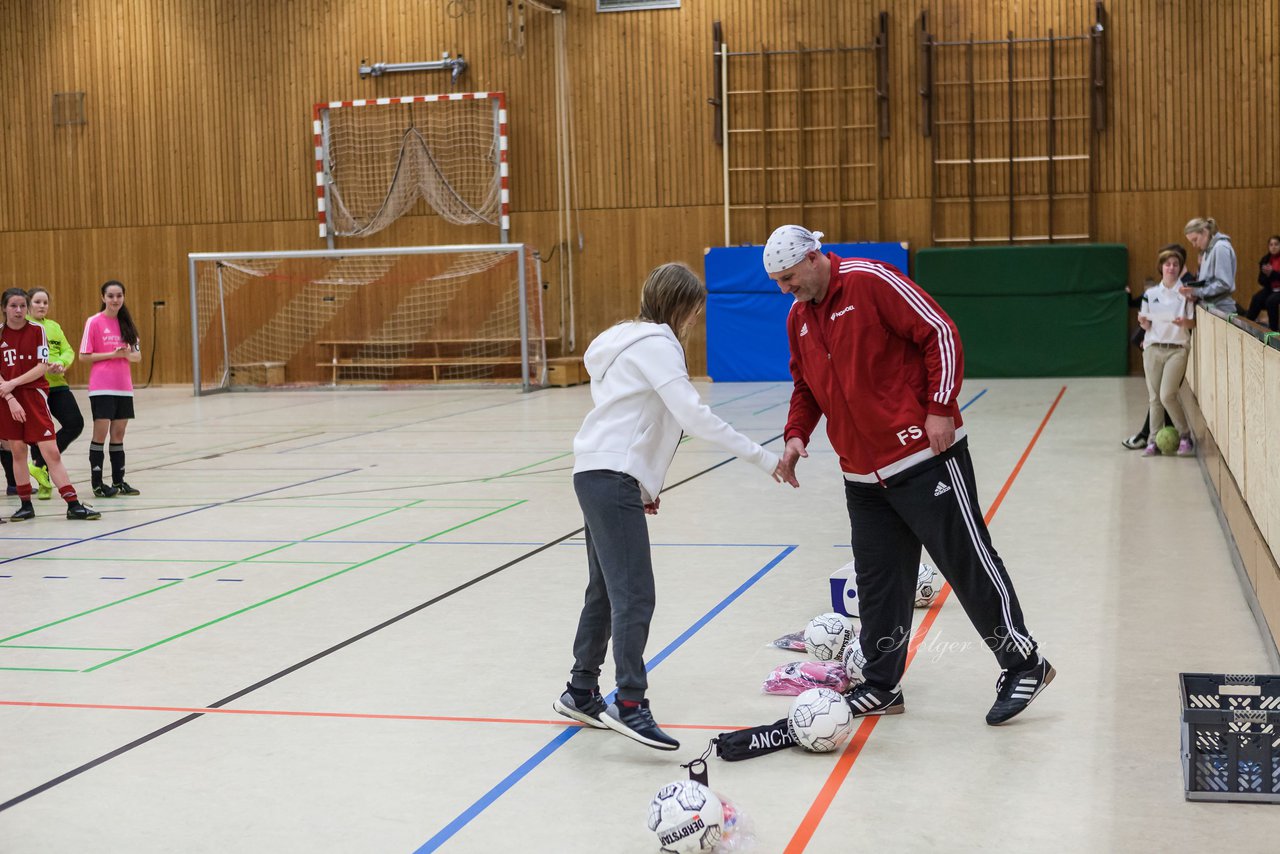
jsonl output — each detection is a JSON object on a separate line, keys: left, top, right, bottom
{"left": 0, "top": 470, "right": 358, "bottom": 566}
{"left": 413, "top": 544, "right": 797, "bottom": 853}
{"left": 961, "top": 388, "right": 987, "bottom": 410}
{"left": 411, "top": 388, "right": 985, "bottom": 851}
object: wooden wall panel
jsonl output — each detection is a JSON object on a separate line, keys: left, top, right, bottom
{"left": 1, "top": 1, "right": 1278, "bottom": 383}
{"left": 1267, "top": 348, "right": 1280, "bottom": 559}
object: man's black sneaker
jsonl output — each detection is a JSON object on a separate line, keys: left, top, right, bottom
{"left": 842, "top": 683, "right": 905, "bottom": 717}
{"left": 9, "top": 505, "right": 35, "bottom": 522}
{"left": 113, "top": 482, "right": 141, "bottom": 496}
{"left": 93, "top": 484, "right": 119, "bottom": 498}
{"left": 67, "top": 503, "right": 101, "bottom": 521}
{"left": 986, "top": 655, "right": 1056, "bottom": 725}
{"left": 601, "top": 699, "right": 679, "bottom": 751}
{"left": 552, "top": 684, "right": 608, "bottom": 729}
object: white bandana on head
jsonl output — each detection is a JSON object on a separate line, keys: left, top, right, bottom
{"left": 762, "top": 225, "right": 824, "bottom": 274}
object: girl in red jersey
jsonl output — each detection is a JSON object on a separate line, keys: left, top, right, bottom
{"left": 0, "top": 288, "right": 100, "bottom": 521}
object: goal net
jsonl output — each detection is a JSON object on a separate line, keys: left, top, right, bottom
{"left": 315, "top": 93, "right": 509, "bottom": 240}
{"left": 187, "top": 244, "right": 545, "bottom": 394}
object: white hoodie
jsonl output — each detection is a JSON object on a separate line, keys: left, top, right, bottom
{"left": 572, "top": 321, "right": 780, "bottom": 503}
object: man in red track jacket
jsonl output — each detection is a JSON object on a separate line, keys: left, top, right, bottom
{"left": 765, "top": 225, "right": 1054, "bottom": 726}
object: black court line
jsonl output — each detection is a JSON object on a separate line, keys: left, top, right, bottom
{"left": 127, "top": 432, "right": 327, "bottom": 472}
{"left": 0, "top": 469, "right": 358, "bottom": 566}
{"left": 281, "top": 395, "right": 526, "bottom": 453}
{"left": 0, "top": 435, "right": 783, "bottom": 814}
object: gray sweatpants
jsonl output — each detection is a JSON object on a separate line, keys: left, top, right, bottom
{"left": 569, "top": 470, "right": 655, "bottom": 701}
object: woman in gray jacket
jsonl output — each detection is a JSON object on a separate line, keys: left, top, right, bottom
{"left": 1181, "top": 217, "right": 1240, "bottom": 312}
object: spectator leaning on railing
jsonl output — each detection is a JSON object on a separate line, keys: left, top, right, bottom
{"left": 1180, "top": 217, "right": 1239, "bottom": 313}
{"left": 1245, "top": 234, "right": 1280, "bottom": 332}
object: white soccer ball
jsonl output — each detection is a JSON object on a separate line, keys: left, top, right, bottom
{"left": 803, "top": 612, "right": 853, "bottom": 661}
{"left": 787, "top": 687, "right": 856, "bottom": 753}
{"left": 646, "top": 780, "right": 724, "bottom": 853}
{"left": 841, "top": 635, "right": 867, "bottom": 685}
{"left": 915, "top": 563, "right": 939, "bottom": 608}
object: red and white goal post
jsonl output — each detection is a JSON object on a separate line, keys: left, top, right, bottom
{"left": 313, "top": 92, "right": 509, "bottom": 242}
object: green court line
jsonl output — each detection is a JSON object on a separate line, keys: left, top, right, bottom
{"left": 183, "top": 501, "right": 423, "bottom": 581}
{"left": 0, "top": 645, "right": 133, "bottom": 651}
{"left": 752, "top": 401, "right": 788, "bottom": 415}
{"left": 0, "top": 501, "right": 422, "bottom": 644}
{"left": 709, "top": 385, "right": 781, "bottom": 408}
{"left": 0, "top": 667, "right": 81, "bottom": 672}
{"left": 0, "top": 582, "right": 185, "bottom": 644}
{"left": 488, "top": 451, "right": 574, "bottom": 480}
{"left": 82, "top": 500, "right": 526, "bottom": 672}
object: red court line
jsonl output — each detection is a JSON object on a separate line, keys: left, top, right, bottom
{"left": 0, "top": 700, "right": 746, "bottom": 732}
{"left": 784, "top": 385, "right": 1067, "bottom": 854}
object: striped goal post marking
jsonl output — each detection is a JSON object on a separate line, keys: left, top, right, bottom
{"left": 312, "top": 92, "right": 509, "bottom": 241}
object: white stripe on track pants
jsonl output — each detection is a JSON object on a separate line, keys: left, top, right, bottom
{"left": 843, "top": 437, "right": 1037, "bottom": 690}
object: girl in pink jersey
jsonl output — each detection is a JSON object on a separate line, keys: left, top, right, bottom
{"left": 80, "top": 280, "right": 142, "bottom": 498}
{"left": 0, "top": 288, "right": 100, "bottom": 521}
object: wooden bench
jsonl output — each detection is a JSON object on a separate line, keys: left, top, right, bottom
{"left": 317, "top": 339, "right": 548, "bottom": 385}
{"left": 230, "top": 361, "right": 286, "bottom": 386}
{"left": 546, "top": 356, "right": 586, "bottom": 387}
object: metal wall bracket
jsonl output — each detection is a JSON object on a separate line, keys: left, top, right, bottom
{"left": 359, "top": 53, "right": 468, "bottom": 83}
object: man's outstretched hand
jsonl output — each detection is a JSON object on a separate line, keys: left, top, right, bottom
{"left": 775, "top": 437, "right": 807, "bottom": 487}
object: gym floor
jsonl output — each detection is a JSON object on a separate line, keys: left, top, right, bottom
{"left": 0, "top": 379, "right": 1273, "bottom": 853}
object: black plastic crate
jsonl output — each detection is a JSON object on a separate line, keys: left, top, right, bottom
{"left": 1180, "top": 672, "right": 1280, "bottom": 803}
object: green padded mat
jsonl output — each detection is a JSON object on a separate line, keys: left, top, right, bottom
{"left": 914, "top": 244, "right": 1129, "bottom": 377}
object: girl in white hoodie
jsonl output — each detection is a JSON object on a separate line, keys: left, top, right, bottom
{"left": 552, "top": 262, "right": 791, "bottom": 751}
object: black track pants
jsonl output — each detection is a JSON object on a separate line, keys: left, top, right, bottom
{"left": 30, "top": 386, "right": 86, "bottom": 467}
{"left": 844, "top": 437, "right": 1036, "bottom": 690}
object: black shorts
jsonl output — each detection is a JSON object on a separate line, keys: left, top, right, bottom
{"left": 89, "top": 394, "right": 136, "bottom": 421}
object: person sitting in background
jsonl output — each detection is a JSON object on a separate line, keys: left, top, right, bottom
{"left": 1180, "top": 217, "right": 1239, "bottom": 312}
{"left": 1245, "top": 234, "right": 1280, "bottom": 332}
{"left": 1122, "top": 243, "right": 1194, "bottom": 450}
{"left": 1138, "top": 248, "right": 1196, "bottom": 457}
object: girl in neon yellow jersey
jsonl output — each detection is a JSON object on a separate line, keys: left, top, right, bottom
{"left": 26, "top": 287, "right": 86, "bottom": 500}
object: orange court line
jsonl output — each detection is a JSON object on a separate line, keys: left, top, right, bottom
{"left": 0, "top": 700, "right": 747, "bottom": 732}
{"left": 784, "top": 385, "right": 1067, "bottom": 854}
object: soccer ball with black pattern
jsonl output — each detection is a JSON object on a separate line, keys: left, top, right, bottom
{"left": 787, "top": 687, "right": 856, "bottom": 753}
{"left": 915, "top": 563, "right": 939, "bottom": 607}
{"left": 841, "top": 635, "right": 867, "bottom": 685}
{"left": 646, "top": 780, "right": 724, "bottom": 853}
{"left": 803, "top": 612, "right": 853, "bottom": 661}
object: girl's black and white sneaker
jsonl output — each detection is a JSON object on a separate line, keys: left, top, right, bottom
{"left": 66, "top": 503, "right": 101, "bottom": 520}
{"left": 601, "top": 699, "right": 679, "bottom": 750}
{"left": 552, "top": 684, "right": 608, "bottom": 729}
{"left": 842, "top": 683, "right": 905, "bottom": 717}
{"left": 1121, "top": 433, "right": 1148, "bottom": 450}
{"left": 986, "top": 655, "right": 1056, "bottom": 725}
